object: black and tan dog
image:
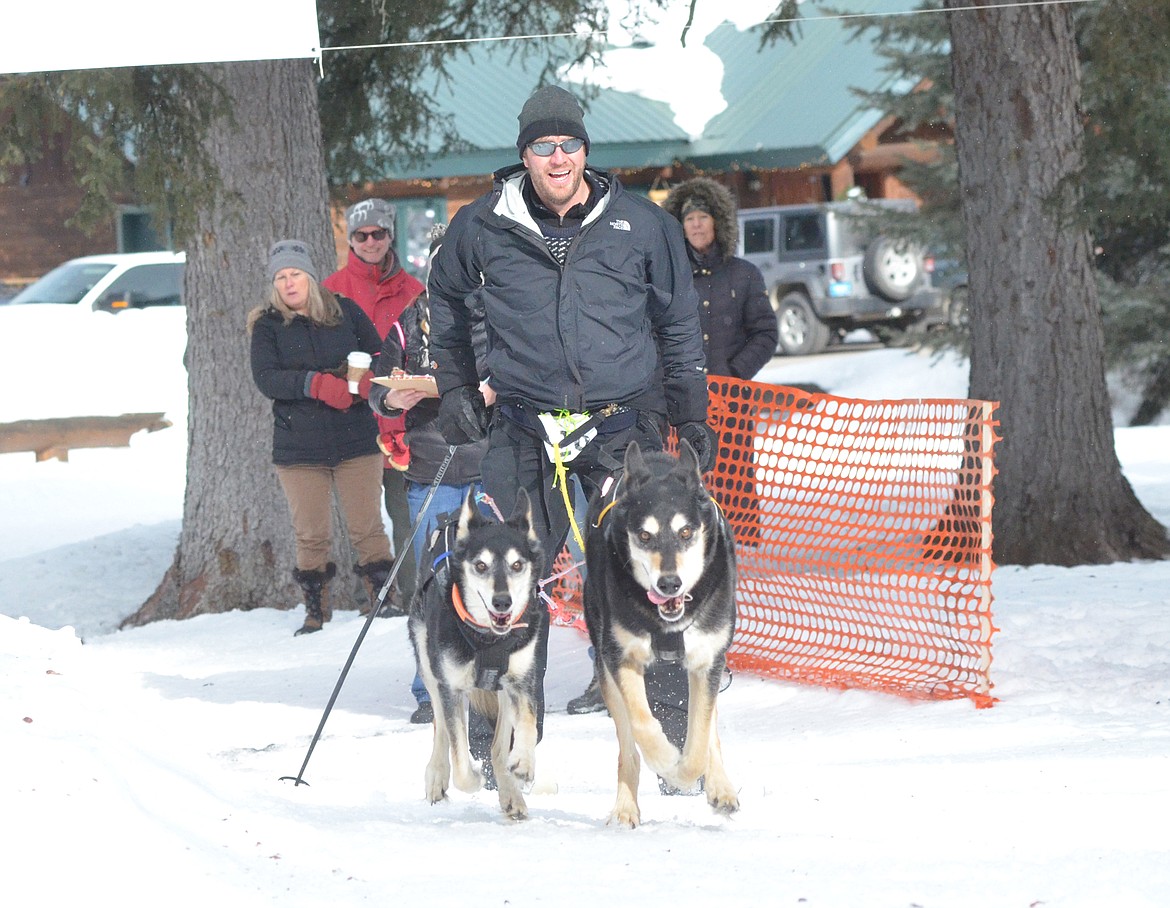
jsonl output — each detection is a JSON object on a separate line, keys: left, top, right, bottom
{"left": 583, "top": 439, "right": 740, "bottom": 827}
{"left": 409, "top": 488, "right": 546, "bottom": 820}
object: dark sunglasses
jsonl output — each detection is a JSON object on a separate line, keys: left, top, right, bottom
{"left": 527, "top": 137, "right": 585, "bottom": 157}
{"left": 352, "top": 228, "right": 389, "bottom": 242}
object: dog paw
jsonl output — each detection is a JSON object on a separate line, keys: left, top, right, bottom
{"left": 607, "top": 805, "right": 640, "bottom": 829}
{"left": 642, "top": 744, "right": 683, "bottom": 781}
{"left": 452, "top": 764, "right": 484, "bottom": 794}
{"left": 707, "top": 785, "right": 740, "bottom": 815}
{"left": 423, "top": 773, "right": 448, "bottom": 805}
{"left": 499, "top": 792, "right": 528, "bottom": 820}
{"left": 449, "top": 758, "right": 482, "bottom": 795}
{"left": 656, "top": 764, "right": 693, "bottom": 792}
{"left": 506, "top": 751, "right": 535, "bottom": 785}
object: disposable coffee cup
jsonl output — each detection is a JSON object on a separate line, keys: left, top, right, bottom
{"left": 347, "top": 351, "right": 372, "bottom": 392}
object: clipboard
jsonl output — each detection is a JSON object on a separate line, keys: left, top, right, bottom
{"left": 370, "top": 372, "right": 439, "bottom": 397}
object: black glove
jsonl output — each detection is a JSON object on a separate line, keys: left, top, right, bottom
{"left": 368, "top": 382, "right": 390, "bottom": 415}
{"left": 437, "top": 384, "right": 489, "bottom": 445}
{"left": 677, "top": 421, "right": 718, "bottom": 473}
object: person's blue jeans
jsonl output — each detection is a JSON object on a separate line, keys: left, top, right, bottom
{"left": 406, "top": 479, "right": 484, "bottom": 705}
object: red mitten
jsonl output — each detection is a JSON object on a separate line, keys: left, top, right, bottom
{"left": 309, "top": 372, "right": 354, "bottom": 410}
{"left": 377, "top": 431, "right": 411, "bottom": 471}
{"left": 356, "top": 369, "right": 374, "bottom": 400}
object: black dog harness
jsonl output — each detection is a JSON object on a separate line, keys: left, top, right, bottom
{"left": 652, "top": 629, "right": 686, "bottom": 663}
{"left": 420, "top": 551, "right": 520, "bottom": 690}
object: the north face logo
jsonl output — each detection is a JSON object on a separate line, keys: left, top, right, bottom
{"left": 609, "top": 219, "right": 631, "bottom": 232}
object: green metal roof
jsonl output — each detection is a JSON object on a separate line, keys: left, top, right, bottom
{"left": 385, "top": 0, "right": 914, "bottom": 181}
{"left": 389, "top": 43, "right": 690, "bottom": 180}
{"left": 691, "top": 0, "right": 917, "bottom": 169}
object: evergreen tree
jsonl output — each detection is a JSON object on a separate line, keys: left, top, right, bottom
{"left": 1078, "top": 0, "right": 1170, "bottom": 425}
{"left": 762, "top": 0, "right": 1167, "bottom": 564}
{"left": 824, "top": 0, "right": 1170, "bottom": 424}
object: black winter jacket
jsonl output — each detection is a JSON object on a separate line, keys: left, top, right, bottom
{"left": 370, "top": 297, "right": 489, "bottom": 487}
{"left": 427, "top": 165, "right": 708, "bottom": 427}
{"left": 662, "top": 176, "right": 777, "bottom": 381}
{"left": 691, "top": 249, "right": 777, "bottom": 380}
{"left": 250, "top": 296, "right": 383, "bottom": 467}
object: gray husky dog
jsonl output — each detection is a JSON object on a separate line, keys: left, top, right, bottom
{"left": 583, "top": 440, "right": 739, "bottom": 827}
{"left": 409, "top": 488, "right": 546, "bottom": 819}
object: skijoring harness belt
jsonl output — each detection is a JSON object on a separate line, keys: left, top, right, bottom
{"left": 498, "top": 400, "right": 638, "bottom": 452}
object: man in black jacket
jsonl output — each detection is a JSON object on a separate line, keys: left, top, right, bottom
{"left": 427, "top": 85, "right": 716, "bottom": 781}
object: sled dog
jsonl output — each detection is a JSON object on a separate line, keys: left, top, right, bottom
{"left": 583, "top": 439, "right": 739, "bottom": 827}
{"left": 409, "top": 488, "right": 546, "bottom": 820}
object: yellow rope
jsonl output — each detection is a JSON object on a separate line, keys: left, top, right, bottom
{"left": 550, "top": 441, "right": 587, "bottom": 553}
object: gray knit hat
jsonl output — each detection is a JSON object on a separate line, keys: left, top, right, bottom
{"left": 345, "top": 198, "right": 396, "bottom": 239}
{"left": 266, "top": 239, "right": 317, "bottom": 283}
{"left": 516, "top": 85, "right": 590, "bottom": 157}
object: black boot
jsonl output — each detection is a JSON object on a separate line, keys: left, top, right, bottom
{"left": 567, "top": 673, "right": 608, "bottom": 715}
{"left": 355, "top": 559, "right": 406, "bottom": 617}
{"left": 292, "top": 563, "right": 336, "bottom": 636}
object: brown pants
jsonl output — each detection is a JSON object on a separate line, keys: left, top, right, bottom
{"left": 276, "top": 453, "right": 391, "bottom": 572}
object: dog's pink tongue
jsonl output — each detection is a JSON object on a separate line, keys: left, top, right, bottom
{"left": 646, "top": 589, "right": 672, "bottom": 606}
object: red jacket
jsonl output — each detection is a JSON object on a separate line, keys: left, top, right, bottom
{"left": 323, "top": 251, "right": 424, "bottom": 469}
{"left": 323, "top": 250, "right": 423, "bottom": 336}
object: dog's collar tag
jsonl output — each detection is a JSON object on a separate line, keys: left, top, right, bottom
{"left": 652, "top": 630, "right": 686, "bottom": 663}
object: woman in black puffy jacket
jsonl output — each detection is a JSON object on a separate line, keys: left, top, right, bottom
{"left": 248, "top": 239, "right": 394, "bottom": 636}
{"left": 663, "top": 180, "right": 777, "bottom": 549}
{"left": 662, "top": 177, "right": 777, "bottom": 379}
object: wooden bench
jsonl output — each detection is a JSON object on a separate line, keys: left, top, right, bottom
{"left": 0, "top": 412, "right": 172, "bottom": 462}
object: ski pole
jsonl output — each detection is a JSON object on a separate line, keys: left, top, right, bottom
{"left": 280, "top": 445, "right": 458, "bottom": 787}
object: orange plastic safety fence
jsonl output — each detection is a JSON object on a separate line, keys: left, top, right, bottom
{"left": 544, "top": 378, "right": 1000, "bottom": 707}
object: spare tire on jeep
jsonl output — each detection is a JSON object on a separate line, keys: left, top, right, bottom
{"left": 862, "top": 237, "right": 922, "bottom": 302}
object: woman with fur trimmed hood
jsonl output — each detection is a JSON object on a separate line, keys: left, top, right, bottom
{"left": 664, "top": 179, "right": 773, "bottom": 551}
{"left": 663, "top": 178, "right": 777, "bottom": 379}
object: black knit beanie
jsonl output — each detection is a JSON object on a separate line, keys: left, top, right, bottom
{"left": 516, "top": 85, "right": 591, "bottom": 157}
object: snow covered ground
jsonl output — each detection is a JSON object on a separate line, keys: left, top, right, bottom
{"left": 2, "top": 304, "right": 1168, "bottom": 907}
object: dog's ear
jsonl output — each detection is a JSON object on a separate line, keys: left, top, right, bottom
{"left": 455, "top": 488, "right": 484, "bottom": 540}
{"left": 623, "top": 441, "right": 647, "bottom": 481}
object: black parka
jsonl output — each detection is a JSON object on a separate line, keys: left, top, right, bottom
{"left": 427, "top": 164, "right": 708, "bottom": 427}
{"left": 250, "top": 296, "right": 383, "bottom": 467}
{"left": 691, "top": 252, "right": 777, "bottom": 380}
{"left": 663, "top": 177, "right": 778, "bottom": 380}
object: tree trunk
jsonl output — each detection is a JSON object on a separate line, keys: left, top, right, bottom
{"left": 126, "top": 59, "right": 358, "bottom": 625}
{"left": 946, "top": 2, "right": 1168, "bottom": 564}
